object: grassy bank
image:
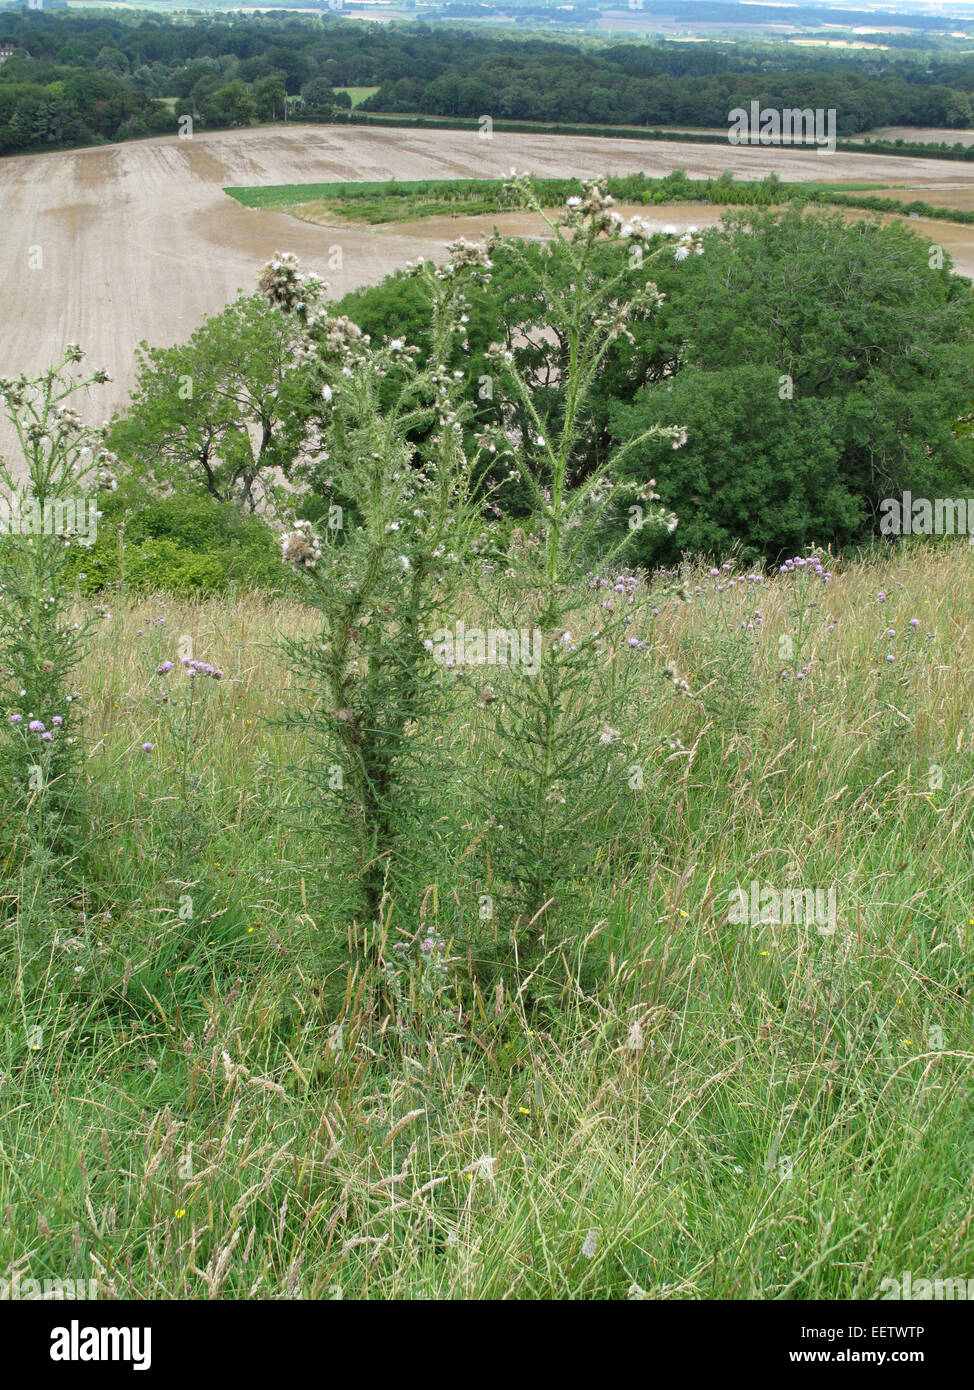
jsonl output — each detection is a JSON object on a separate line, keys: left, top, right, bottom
{"left": 2, "top": 541, "right": 972, "bottom": 1298}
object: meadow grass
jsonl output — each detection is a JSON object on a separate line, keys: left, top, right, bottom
{"left": 334, "top": 87, "right": 380, "bottom": 109}
{"left": 1, "top": 541, "right": 972, "bottom": 1299}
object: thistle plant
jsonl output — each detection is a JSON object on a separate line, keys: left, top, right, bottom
{"left": 145, "top": 654, "right": 226, "bottom": 865}
{"left": 260, "top": 247, "right": 493, "bottom": 940}
{"left": 0, "top": 349, "right": 114, "bottom": 866}
{"left": 467, "top": 177, "right": 697, "bottom": 943}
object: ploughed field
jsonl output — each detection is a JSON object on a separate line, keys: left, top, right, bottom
{"left": 3, "top": 123, "right": 974, "bottom": 436}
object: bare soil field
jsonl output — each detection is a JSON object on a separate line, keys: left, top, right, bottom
{"left": 3, "top": 123, "right": 974, "bottom": 454}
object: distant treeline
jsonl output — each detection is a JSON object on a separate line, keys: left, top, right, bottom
{"left": 4, "top": 9, "right": 974, "bottom": 158}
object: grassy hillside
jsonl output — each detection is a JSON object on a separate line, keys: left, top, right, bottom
{"left": 2, "top": 542, "right": 972, "bottom": 1298}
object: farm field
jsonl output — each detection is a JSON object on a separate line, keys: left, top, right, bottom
{"left": 4, "top": 124, "right": 974, "bottom": 431}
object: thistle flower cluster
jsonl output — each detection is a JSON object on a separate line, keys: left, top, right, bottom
{"left": 779, "top": 553, "right": 831, "bottom": 581}
{"left": 317, "top": 314, "right": 367, "bottom": 358}
{"left": 617, "top": 215, "right": 658, "bottom": 245}
{"left": 437, "top": 237, "right": 493, "bottom": 285}
{"left": 257, "top": 252, "right": 325, "bottom": 319}
{"left": 154, "top": 657, "right": 223, "bottom": 680}
{"left": 566, "top": 177, "right": 620, "bottom": 236}
{"left": 663, "top": 659, "right": 692, "bottom": 696}
{"left": 0, "top": 373, "right": 30, "bottom": 409}
{"left": 590, "top": 570, "right": 641, "bottom": 608}
{"left": 181, "top": 658, "right": 224, "bottom": 680}
{"left": 9, "top": 712, "right": 66, "bottom": 742}
{"left": 280, "top": 519, "right": 322, "bottom": 570}
{"left": 51, "top": 404, "right": 83, "bottom": 433}
{"left": 674, "top": 230, "right": 706, "bottom": 262}
{"left": 701, "top": 562, "right": 764, "bottom": 594}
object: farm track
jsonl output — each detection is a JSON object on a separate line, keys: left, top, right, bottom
{"left": 3, "top": 122, "right": 974, "bottom": 455}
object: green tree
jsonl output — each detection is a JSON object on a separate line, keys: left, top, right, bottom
{"left": 300, "top": 76, "right": 334, "bottom": 115}
{"left": 254, "top": 71, "right": 287, "bottom": 122}
{"left": 110, "top": 295, "right": 313, "bottom": 511}
{"left": 201, "top": 81, "right": 255, "bottom": 129}
{"left": 613, "top": 208, "right": 974, "bottom": 561}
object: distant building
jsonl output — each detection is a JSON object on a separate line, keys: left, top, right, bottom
{"left": 0, "top": 44, "right": 18, "bottom": 65}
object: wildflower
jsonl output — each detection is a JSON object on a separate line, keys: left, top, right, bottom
{"left": 156, "top": 661, "right": 174, "bottom": 675}
{"left": 909, "top": 618, "right": 920, "bottom": 628}
{"left": 280, "top": 520, "right": 322, "bottom": 570}
{"left": 582, "top": 1230, "right": 599, "bottom": 1259}
{"left": 142, "top": 742, "right": 153, "bottom": 752}
{"left": 9, "top": 713, "right": 22, "bottom": 723}
{"left": 421, "top": 937, "right": 436, "bottom": 953}
{"left": 663, "top": 660, "right": 691, "bottom": 696}
{"left": 28, "top": 720, "right": 45, "bottom": 733}
{"left": 41, "top": 731, "right": 53, "bottom": 741}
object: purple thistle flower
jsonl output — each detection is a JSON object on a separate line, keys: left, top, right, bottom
{"left": 52, "top": 715, "right": 64, "bottom": 726}
{"left": 28, "top": 720, "right": 45, "bottom": 733}
{"left": 156, "top": 661, "right": 174, "bottom": 675}
{"left": 142, "top": 742, "right": 153, "bottom": 752}
{"left": 9, "top": 713, "right": 23, "bottom": 724}
{"left": 41, "top": 731, "right": 53, "bottom": 741}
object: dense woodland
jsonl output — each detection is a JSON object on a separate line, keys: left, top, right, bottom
{"left": 5, "top": 9, "right": 974, "bottom": 155}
